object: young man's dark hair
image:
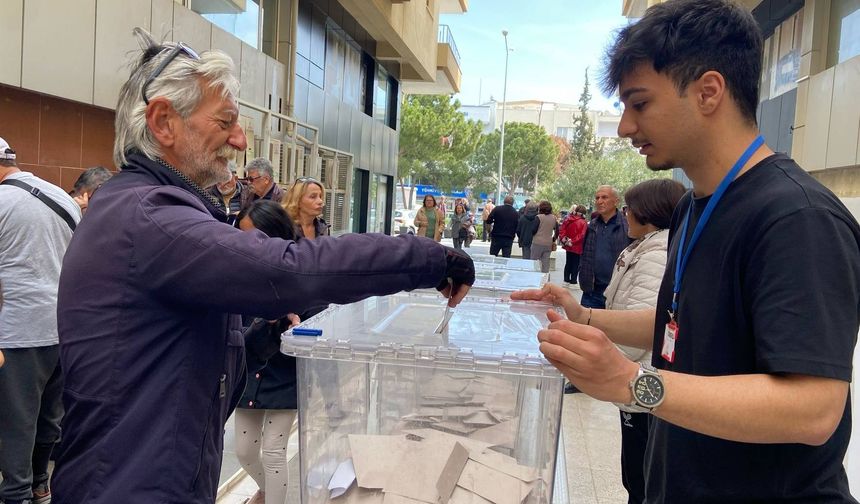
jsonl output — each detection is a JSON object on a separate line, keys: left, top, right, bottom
{"left": 602, "top": 0, "right": 762, "bottom": 125}
{"left": 623, "top": 178, "right": 686, "bottom": 230}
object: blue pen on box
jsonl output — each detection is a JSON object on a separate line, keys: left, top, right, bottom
{"left": 292, "top": 328, "right": 323, "bottom": 337}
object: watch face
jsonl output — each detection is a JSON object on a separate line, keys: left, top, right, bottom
{"left": 634, "top": 374, "right": 664, "bottom": 407}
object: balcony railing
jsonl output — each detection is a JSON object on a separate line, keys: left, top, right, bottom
{"left": 437, "top": 24, "right": 461, "bottom": 67}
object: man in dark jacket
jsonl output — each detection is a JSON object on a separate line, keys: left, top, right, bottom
{"left": 486, "top": 195, "right": 519, "bottom": 257}
{"left": 51, "top": 29, "right": 474, "bottom": 504}
{"left": 241, "top": 157, "right": 284, "bottom": 211}
{"left": 578, "top": 185, "right": 631, "bottom": 309}
{"left": 515, "top": 201, "right": 539, "bottom": 260}
{"left": 207, "top": 162, "right": 245, "bottom": 223}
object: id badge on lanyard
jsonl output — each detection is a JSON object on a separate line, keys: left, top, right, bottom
{"left": 664, "top": 135, "right": 764, "bottom": 364}
{"left": 662, "top": 314, "right": 678, "bottom": 363}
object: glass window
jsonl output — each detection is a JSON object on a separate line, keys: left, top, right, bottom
{"left": 325, "top": 27, "right": 346, "bottom": 100}
{"left": 374, "top": 67, "right": 389, "bottom": 123}
{"left": 770, "top": 9, "right": 803, "bottom": 98}
{"left": 360, "top": 58, "right": 369, "bottom": 115}
{"left": 202, "top": 0, "right": 261, "bottom": 49}
{"left": 828, "top": 0, "right": 860, "bottom": 66}
{"left": 761, "top": 8, "right": 803, "bottom": 100}
{"left": 368, "top": 174, "right": 389, "bottom": 234}
{"left": 343, "top": 45, "right": 362, "bottom": 108}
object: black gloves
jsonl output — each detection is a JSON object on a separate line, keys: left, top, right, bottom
{"left": 436, "top": 246, "right": 476, "bottom": 292}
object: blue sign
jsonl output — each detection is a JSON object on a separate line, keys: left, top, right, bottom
{"left": 415, "top": 185, "right": 467, "bottom": 198}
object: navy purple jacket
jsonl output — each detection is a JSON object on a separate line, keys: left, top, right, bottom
{"left": 52, "top": 152, "right": 446, "bottom": 504}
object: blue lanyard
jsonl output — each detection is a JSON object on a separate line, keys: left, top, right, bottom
{"left": 671, "top": 135, "right": 764, "bottom": 315}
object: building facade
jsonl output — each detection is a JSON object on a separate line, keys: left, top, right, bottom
{"left": 0, "top": 0, "right": 465, "bottom": 235}
{"left": 623, "top": 0, "right": 860, "bottom": 489}
{"left": 461, "top": 100, "right": 622, "bottom": 141}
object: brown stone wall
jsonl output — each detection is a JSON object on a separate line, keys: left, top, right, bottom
{"left": 0, "top": 84, "right": 116, "bottom": 192}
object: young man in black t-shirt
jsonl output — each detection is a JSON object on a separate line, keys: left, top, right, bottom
{"left": 513, "top": 0, "right": 859, "bottom": 502}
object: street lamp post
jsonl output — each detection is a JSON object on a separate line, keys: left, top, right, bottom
{"left": 496, "top": 30, "right": 509, "bottom": 205}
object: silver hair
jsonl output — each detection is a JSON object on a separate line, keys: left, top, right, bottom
{"left": 596, "top": 185, "right": 620, "bottom": 199}
{"left": 113, "top": 27, "right": 240, "bottom": 167}
{"left": 245, "top": 157, "right": 274, "bottom": 178}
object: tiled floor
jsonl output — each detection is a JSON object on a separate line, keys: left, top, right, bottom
{"left": 217, "top": 239, "right": 629, "bottom": 504}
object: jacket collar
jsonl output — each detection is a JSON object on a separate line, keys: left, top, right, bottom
{"left": 122, "top": 151, "right": 228, "bottom": 221}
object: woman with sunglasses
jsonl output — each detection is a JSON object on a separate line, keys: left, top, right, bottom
{"left": 234, "top": 200, "right": 302, "bottom": 504}
{"left": 283, "top": 177, "right": 330, "bottom": 239}
{"left": 415, "top": 194, "right": 445, "bottom": 242}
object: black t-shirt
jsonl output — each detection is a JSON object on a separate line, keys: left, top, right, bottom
{"left": 648, "top": 154, "right": 860, "bottom": 503}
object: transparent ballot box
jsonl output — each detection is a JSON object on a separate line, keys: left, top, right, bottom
{"left": 471, "top": 268, "right": 549, "bottom": 294}
{"left": 417, "top": 269, "right": 547, "bottom": 298}
{"left": 466, "top": 253, "right": 542, "bottom": 272}
{"left": 281, "top": 293, "right": 565, "bottom": 504}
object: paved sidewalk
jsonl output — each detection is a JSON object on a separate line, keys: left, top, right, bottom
{"left": 217, "top": 238, "right": 628, "bottom": 504}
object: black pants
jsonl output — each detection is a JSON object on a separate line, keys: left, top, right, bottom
{"left": 564, "top": 251, "right": 581, "bottom": 283}
{"left": 482, "top": 221, "right": 492, "bottom": 241}
{"left": 0, "top": 346, "right": 64, "bottom": 502}
{"left": 620, "top": 410, "right": 649, "bottom": 504}
{"left": 489, "top": 237, "right": 513, "bottom": 257}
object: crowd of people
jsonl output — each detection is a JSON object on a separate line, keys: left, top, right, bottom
{"left": 2, "top": 1, "right": 859, "bottom": 503}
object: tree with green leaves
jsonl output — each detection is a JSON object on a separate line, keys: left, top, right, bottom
{"left": 537, "top": 145, "right": 671, "bottom": 212}
{"left": 398, "top": 95, "right": 483, "bottom": 207}
{"left": 470, "top": 122, "right": 559, "bottom": 197}
{"left": 569, "top": 68, "right": 605, "bottom": 162}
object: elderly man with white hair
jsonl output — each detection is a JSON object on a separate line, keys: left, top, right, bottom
{"left": 51, "top": 29, "right": 474, "bottom": 504}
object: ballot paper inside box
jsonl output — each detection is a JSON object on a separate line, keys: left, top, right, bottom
{"left": 281, "top": 293, "right": 565, "bottom": 504}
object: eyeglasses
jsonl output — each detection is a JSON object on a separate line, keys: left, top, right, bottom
{"left": 142, "top": 42, "right": 200, "bottom": 105}
{"left": 246, "top": 175, "right": 264, "bottom": 183}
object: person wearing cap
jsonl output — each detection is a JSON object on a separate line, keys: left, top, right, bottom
{"left": 50, "top": 29, "right": 474, "bottom": 504}
{"left": 0, "top": 136, "right": 82, "bottom": 504}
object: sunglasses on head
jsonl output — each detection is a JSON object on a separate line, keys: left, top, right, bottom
{"left": 292, "top": 176, "right": 320, "bottom": 186}
{"left": 142, "top": 42, "right": 200, "bottom": 105}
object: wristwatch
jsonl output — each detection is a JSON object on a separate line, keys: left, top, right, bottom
{"left": 623, "top": 363, "right": 665, "bottom": 413}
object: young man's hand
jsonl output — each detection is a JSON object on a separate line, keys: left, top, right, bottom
{"left": 538, "top": 310, "right": 639, "bottom": 404}
{"left": 511, "top": 283, "right": 586, "bottom": 322}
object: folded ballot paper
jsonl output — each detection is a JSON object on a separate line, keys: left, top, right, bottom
{"left": 329, "top": 430, "right": 543, "bottom": 504}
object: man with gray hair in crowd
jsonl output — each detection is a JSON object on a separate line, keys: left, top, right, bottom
{"left": 241, "top": 156, "right": 283, "bottom": 211}
{"left": 578, "top": 185, "right": 630, "bottom": 310}
{"left": 51, "top": 29, "right": 474, "bottom": 504}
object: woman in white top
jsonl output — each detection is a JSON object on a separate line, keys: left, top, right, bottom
{"left": 603, "top": 178, "right": 686, "bottom": 504}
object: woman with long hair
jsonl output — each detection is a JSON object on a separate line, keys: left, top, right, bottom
{"left": 282, "top": 177, "right": 330, "bottom": 238}
{"left": 449, "top": 203, "right": 472, "bottom": 250}
{"left": 414, "top": 194, "right": 445, "bottom": 242}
